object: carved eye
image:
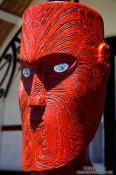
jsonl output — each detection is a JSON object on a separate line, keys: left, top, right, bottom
{"left": 53, "top": 63, "right": 69, "bottom": 73}
{"left": 22, "top": 68, "right": 31, "bottom": 78}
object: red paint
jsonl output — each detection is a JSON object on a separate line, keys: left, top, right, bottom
{"left": 19, "top": 1, "right": 110, "bottom": 173}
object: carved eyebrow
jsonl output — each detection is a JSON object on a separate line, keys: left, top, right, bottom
{"left": 20, "top": 59, "right": 35, "bottom": 67}
{"left": 20, "top": 53, "right": 77, "bottom": 68}
{"left": 38, "top": 54, "right": 76, "bottom": 65}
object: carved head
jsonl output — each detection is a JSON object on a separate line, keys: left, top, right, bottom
{"left": 19, "top": 1, "right": 110, "bottom": 172}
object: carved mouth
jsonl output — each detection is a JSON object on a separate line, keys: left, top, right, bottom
{"left": 30, "top": 106, "right": 45, "bottom": 130}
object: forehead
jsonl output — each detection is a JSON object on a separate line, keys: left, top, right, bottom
{"left": 20, "top": 2, "right": 103, "bottom": 63}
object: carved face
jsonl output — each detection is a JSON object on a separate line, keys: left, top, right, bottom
{"left": 19, "top": 2, "right": 110, "bottom": 172}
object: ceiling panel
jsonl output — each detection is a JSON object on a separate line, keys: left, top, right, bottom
{"left": 0, "top": 0, "right": 32, "bottom": 17}
{"left": 0, "top": 0, "right": 44, "bottom": 56}
{"left": 0, "top": 19, "right": 14, "bottom": 47}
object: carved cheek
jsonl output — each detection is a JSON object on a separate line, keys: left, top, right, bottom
{"left": 18, "top": 79, "right": 25, "bottom": 102}
{"left": 18, "top": 79, "right": 29, "bottom": 112}
{"left": 63, "top": 73, "right": 87, "bottom": 101}
{"left": 46, "top": 77, "right": 78, "bottom": 118}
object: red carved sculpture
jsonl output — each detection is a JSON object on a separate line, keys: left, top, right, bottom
{"left": 19, "top": 1, "right": 110, "bottom": 174}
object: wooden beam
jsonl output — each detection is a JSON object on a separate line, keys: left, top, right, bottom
{"left": 0, "top": 10, "right": 22, "bottom": 25}
{"left": 1, "top": 125, "right": 22, "bottom": 131}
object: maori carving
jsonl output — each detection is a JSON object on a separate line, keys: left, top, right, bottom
{"left": 19, "top": 1, "right": 110, "bottom": 173}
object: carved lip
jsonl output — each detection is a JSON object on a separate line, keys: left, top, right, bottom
{"left": 31, "top": 106, "right": 45, "bottom": 119}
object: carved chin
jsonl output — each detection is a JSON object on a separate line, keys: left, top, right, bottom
{"left": 21, "top": 103, "right": 95, "bottom": 172}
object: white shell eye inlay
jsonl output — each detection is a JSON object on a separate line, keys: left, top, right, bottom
{"left": 22, "top": 68, "right": 31, "bottom": 78}
{"left": 54, "top": 63, "right": 69, "bottom": 73}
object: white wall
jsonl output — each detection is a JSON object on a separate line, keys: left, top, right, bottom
{"left": 2, "top": 72, "right": 21, "bottom": 125}
{"left": 80, "top": 0, "right": 116, "bottom": 37}
{"left": 0, "top": 131, "right": 22, "bottom": 170}
{"left": 0, "top": 69, "right": 22, "bottom": 170}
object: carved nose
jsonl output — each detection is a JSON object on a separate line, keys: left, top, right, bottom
{"left": 29, "top": 102, "right": 46, "bottom": 130}
{"left": 28, "top": 94, "right": 46, "bottom": 130}
{"left": 27, "top": 73, "right": 46, "bottom": 107}
{"left": 27, "top": 94, "right": 46, "bottom": 107}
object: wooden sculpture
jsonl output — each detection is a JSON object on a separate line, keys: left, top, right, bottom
{"left": 19, "top": 1, "right": 110, "bottom": 174}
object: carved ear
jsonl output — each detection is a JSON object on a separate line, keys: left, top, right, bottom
{"left": 98, "top": 43, "right": 110, "bottom": 65}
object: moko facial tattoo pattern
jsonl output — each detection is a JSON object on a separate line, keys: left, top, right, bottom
{"left": 19, "top": 1, "right": 110, "bottom": 172}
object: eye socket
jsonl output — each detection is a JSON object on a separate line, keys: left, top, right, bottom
{"left": 53, "top": 63, "right": 69, "bottom": 73}
{"left": 22, "top": 68, "right": 31, "bottom": 78}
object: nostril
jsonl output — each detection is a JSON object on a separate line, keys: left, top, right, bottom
{"left": 30, "top": 105, "right": 46, "bottom": 130}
